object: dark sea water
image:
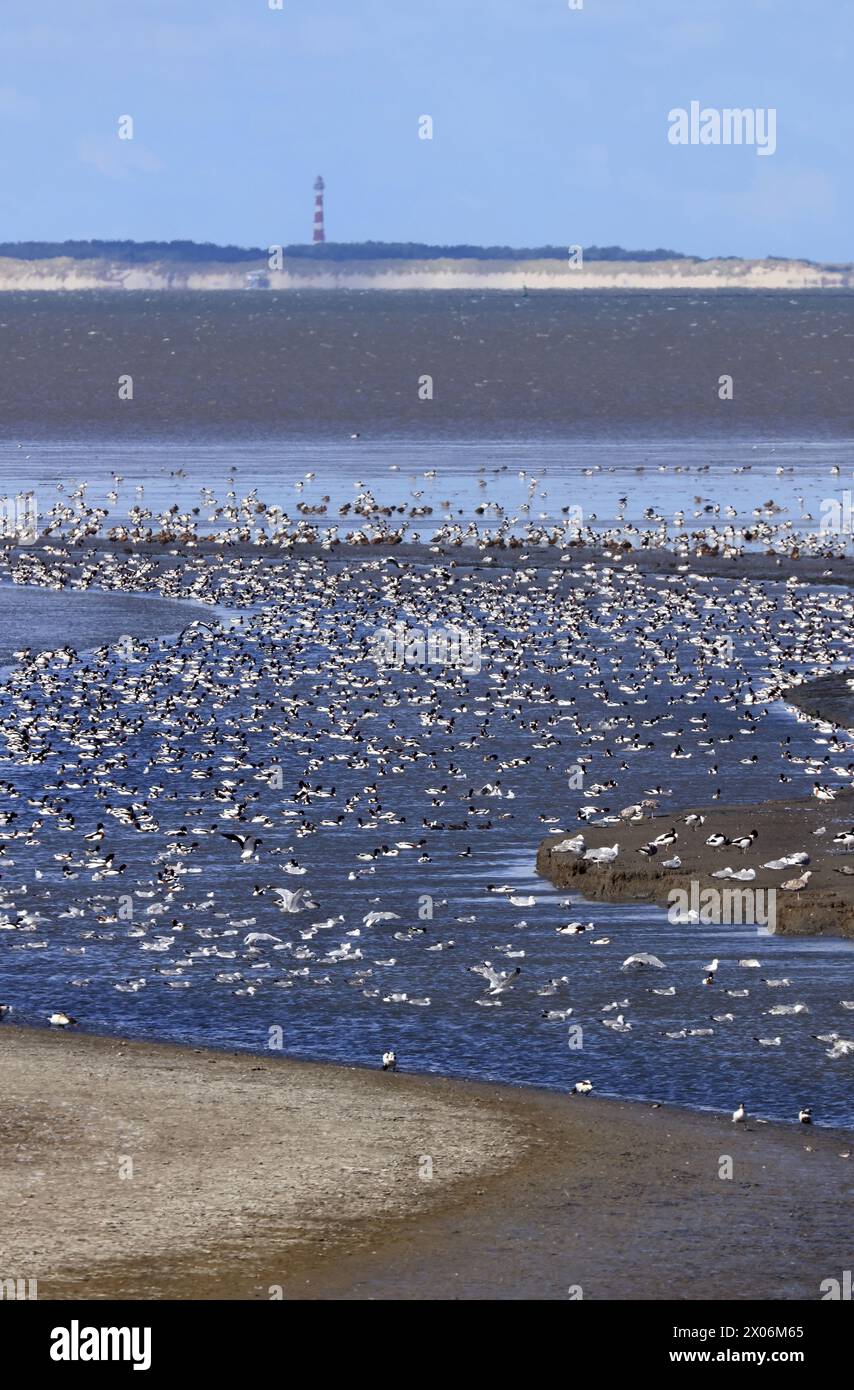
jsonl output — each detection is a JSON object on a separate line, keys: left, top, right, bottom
{"left": 0, "top": 290, "right": 853, "bottom": 439}
{"left": 1, "top": 290, "right": 853, "bottom": 1128}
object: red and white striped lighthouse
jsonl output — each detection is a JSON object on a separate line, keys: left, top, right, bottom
{"left": 313, "top": 176, "right": 326, "bottom": 243}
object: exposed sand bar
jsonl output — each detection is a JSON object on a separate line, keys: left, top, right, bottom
{"left": 9, "top": 538, "right": 854, "bottom": 588}
{"left": 538, "top": 792, "right": 854, "bottom": 939}
{"left": 0, "top": 255, "right": 849, "bottom": 292}
{"left": 1, "top": 1027, "right": 852, "bottom": 1300}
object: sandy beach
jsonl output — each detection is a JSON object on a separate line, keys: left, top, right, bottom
{"left": 1, "top": 1025, "right": 851, "bottom": 1301}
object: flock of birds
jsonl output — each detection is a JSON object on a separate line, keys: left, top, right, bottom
{"left": 0, "top": 469, "right": 853, "bottom": 1131}
{"left": 4, "top": 457, "right": 854, "bottom": 561}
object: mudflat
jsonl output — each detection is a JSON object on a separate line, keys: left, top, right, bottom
{"left": 1, "top": 1026, "right": 851, "bottom": 1300}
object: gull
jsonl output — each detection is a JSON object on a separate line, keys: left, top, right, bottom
{"left": 221, "top": 832, "right": 262, "bottom": 862}
{"left": 48, "top": 1012, "right": 76, "bottom": 1027}
{"left": 269, "top": 887, "right": 313, "bottom": 913}
{"left": 381, "top": 1050, "right": 396, "bottom": 1071}
{"left": 781, "top": 870, "right": 812, "bottom": 894}
{"left": 572, "top": 1080, "right": 593, "bottom": 1095}
{"left": 583, "top": 844, "right": 619, "bottom": 865}
{"left": 622, "top": 953, "right": 665, "bottom": 970}
{"left": 551, "top": 834, "right": 585, "bottom": 854}
{"left": 763, "top": 853, "right": 809, "bottom": 869}
{"left": 469, "top": 963, "right": 521, "bottom": 996}
{"left": 732, "top": 1102, "right": 747, "bottom": 1124}
{"left": 363, "top": 911, "right": 400, "bottom": 928}
{"left": 754, "top": 1036, "right": 782, "bottom": 1046}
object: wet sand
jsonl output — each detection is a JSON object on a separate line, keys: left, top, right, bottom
{"left": 1, "top": 1026, "right": 852, "bottom": 1301}
{"left": 537, "top": 791, "right": 854, "bottom": 938}
{"left": 787, "top": 669, "right": 854, "bottom": 732}
{"left": 9, "top": 535, "right": 854, "bottom": 588}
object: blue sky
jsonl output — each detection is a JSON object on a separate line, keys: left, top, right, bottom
{"left": 0, "top": 0, "right": 850, "bottom": 259}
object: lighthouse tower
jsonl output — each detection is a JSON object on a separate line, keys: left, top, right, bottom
{"left": 313, "top": 176, "right": 326, "bottom": 243}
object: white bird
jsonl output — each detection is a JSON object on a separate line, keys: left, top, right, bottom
{"left": 221, "top": 832, "right": 262, "bottom": 861}
{"left": 572, "top": 1080, "right": 593, "bottom": 1095}
{"left": 382, "top": 1050, "right": 396, "bottom": 1071}
{"left": 583, "top": 844, "right": 619, "bottom": 864}
{"left": 732, "top": 1102, "right": 747, "bottom": 1124}
{"left": 363, "top": 911, "right": 400, "bottom": 928}
{"left": 48, "top": 1012, "right": 76, "bottom": 1027}
{"left": 622, "top": 952, "right": 665, "bottom": 970}
{"left": 552, "top": 834, "right": 585, "bottom": 854}
{"left": 468, "top": 963, "right": 521, "bottom": 996}
{"left": 269, "top": 887, "right": 313, "bottom": 913}
{"left": 763, "top": 853, "right": 809, "bottom": 870}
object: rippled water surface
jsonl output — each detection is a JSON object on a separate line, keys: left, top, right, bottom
{"left": 1, "top": 568, "right": 852, "bottom": 1127}
{"left": 1, "top": 289, "right": 853, "bottom": 1127}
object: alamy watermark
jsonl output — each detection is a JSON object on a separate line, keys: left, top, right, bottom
{"left": 819, "top": 491, "right": 853, "bottom": 536}
{"left": 668, "top": 102, "right": 776, "bottom": 156}
{"left": 0, "top": 493, "right": 38, "bottom": 545}
{"left": 368, "top": 622, "right": 482, "bottom": 674}
{"left": 668, "top": 883, "right": 776, "bottom": 931}
{"left": 0, "top": 1276, "right": 37, "bottom": 1300}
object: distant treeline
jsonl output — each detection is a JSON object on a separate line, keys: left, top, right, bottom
{"left": 0, "top": 239, "right": 693, "bottom": 264}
